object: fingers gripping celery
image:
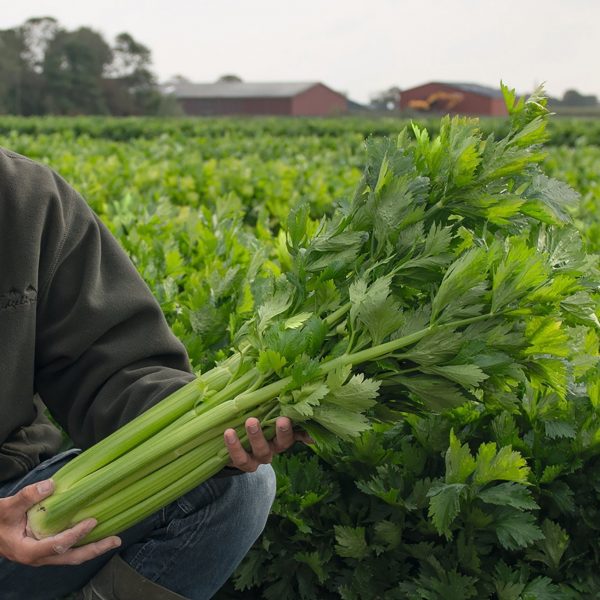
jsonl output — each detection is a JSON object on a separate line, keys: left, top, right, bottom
{"left": 28, "top": 85, "right": 596, "bottom": 543}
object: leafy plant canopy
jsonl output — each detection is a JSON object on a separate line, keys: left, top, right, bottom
{"left": 5, "top": 83, "right": 600, "bottom": 598}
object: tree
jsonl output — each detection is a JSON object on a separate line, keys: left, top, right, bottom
{"left": 104, "top": 32, "right": 162, "bottom": 115}
{"left": 369, "top": 86, "right": 401, "bottom": 111}
{"left": 0, "top": 17, "right": 165, "bottom": 116}
{"left": 43, "top": 26, "right": 113, "bottom": 114}
{"left": 562, "top": 89, "right": 598, "bottom": 107}
{"left": 11, "top": 17, "right": 60, "bottom": 114}
{"left": 218, "top": 74, "right": 242, "bottom": 83}
{"left": 0, "top": 28, "right": 26, "bottom": 113}
{"left": 106, "top": 32, "right": 151, "bottom": 78}
{"left": 20, "top": 17, "right": 59, "bottom": 73}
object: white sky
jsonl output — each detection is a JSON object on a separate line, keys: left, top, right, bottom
{"left": 2, "top": 0, "right": 598, "bottom": 104}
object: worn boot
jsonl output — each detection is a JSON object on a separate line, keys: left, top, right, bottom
{"left": 75, "top": 554, "right": 189, "bottom": 600}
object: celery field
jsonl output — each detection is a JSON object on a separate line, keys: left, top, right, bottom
{"left": 3, "top": 109, "right": 600, "bottom": 599}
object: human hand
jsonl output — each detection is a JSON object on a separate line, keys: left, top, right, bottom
{"left": 0, "top": 479, "right": 121, "bottom": 566}
{"left": 224, "top": 416, "right": 312, "bottom": 473}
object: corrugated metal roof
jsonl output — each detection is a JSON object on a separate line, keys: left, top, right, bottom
{"left": 436, "top": 82, "right": 504, "bottom": 98}
{"left": 167, "top": 81, "right": 320, "bottom": 99}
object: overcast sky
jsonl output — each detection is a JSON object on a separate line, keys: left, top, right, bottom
{"left": 3, "top": 0, "right": 597, "bottom": 104}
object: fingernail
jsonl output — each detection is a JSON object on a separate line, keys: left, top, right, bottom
{"left": 278, "top": 424, "right": 290, "bottom": 432}
{"left": 225, "top": 431, "right": 237, "bottom": 444}
{"left": 83, "top": 519, "right": 97, "bottom": 533}
{"left": 247, "top": 422, "right": 259, "bottom": 434}
{"left": 36, "top": 481, "right": 52, "bottom": 494}
{"left": 111, "top": 538, "right": 122, "bottom": 549}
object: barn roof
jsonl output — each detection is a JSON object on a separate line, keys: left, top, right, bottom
{"left": 432, "top": 82, "right": 504, "bottom": 98}
{"left": 168, "top": 81, "right": 321, "bottom": 99}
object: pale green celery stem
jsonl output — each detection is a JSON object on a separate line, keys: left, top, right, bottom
{"left": 234, "top": 339, "right": 408, "bottom": 412}
{"left": 36, "top": 394, "right": 277, "bottom": 531}
{"left": 79, "top": 447, "right": 230, "bottom": 544}
{"left": 55, "top": 380, "right": 202, "bottom": 492}
{"left": 319, "top": 328, "right": 432, "bottom": 374}
{"left": 81, "top": 422, "right": 280, "bottom": 532}
{"left": 324, "top": 302, "right": 351, "bottom": 327}
{"left": 74, "top": 435, "right": 226, "bottom": 531}
{"left": 54, "top": 353, "right": 243, "bottom": 491}
{"left": 79, "top": 425, "right": 277, "bottom": 545}
{"left": 321, "top": 311, "right": 506, "bottom": 375}
{"left": 194, "top": 368, "right": 263, "bottom": 416}
{"left": 76, "top": 407, "right": 266, "bottom": 510}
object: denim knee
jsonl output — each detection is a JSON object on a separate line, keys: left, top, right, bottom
{"left": 171, "top": 463, "right": 276, "bottom": 540}
{"left": 234, "top": 464, "right": 277, "bottom": 541}
{"left": 113, "top": 465, "right": 277, "bottom": 598}
{"left": 221, "top": 465, "right": 276, "bottom": 548}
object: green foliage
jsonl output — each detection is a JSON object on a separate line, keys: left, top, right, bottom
{"left": 0, "top": 17, "right": 163, "bottom": 116}
{"left": 218, "top": 89, "right": 600, "bottom": 598}
{"left": 3, "top": 87, "right": 600, "bottom": 598}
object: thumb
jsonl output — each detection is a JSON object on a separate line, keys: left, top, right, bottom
{"left": 8, "top": 480, "right": 55, "bottom": 515}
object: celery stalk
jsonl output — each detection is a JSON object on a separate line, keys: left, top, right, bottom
{"left": 28, "top": 315, "right": 502, "bottom": 541}
{"left": 79, "top": 426, "right": 274, "bottom": 545}
{"left": 54, "top": 352, "right": 243, "bottom": 491}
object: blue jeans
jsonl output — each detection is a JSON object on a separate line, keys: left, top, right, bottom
{"left": 0, "top": 449, "right": 276, "bottom": 600}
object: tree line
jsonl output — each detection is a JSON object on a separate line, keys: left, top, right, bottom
{"left": 0, "top": 17, "right": 177, "bottom": 116}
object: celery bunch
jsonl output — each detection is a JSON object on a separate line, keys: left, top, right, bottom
{"left": 28, "top": 85, "right": 598, "bottom": 544}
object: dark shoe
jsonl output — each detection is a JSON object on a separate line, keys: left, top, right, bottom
{"left": 75, "top": 554, "right": 188, "bottom": 600}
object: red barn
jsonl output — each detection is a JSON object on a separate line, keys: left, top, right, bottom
{"left": 167, "top": 81, "right": 348, "bottom": 116}
{"left": 399, "top": 82, "right": 507, "bottom": 116}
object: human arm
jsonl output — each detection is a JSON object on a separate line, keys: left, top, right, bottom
{"left": 33, "top": 174, "right": 196, "bottom": 447}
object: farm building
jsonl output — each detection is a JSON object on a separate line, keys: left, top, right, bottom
{"left": 399, "top": 82, "right": 507, "bottom": 116}
{"left": 166, "top": 81, "right": 348, "bottom": 116}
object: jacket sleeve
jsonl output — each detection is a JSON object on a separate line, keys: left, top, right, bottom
{"left": 34, "top": 172, "right": 196, "bottom": 449}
